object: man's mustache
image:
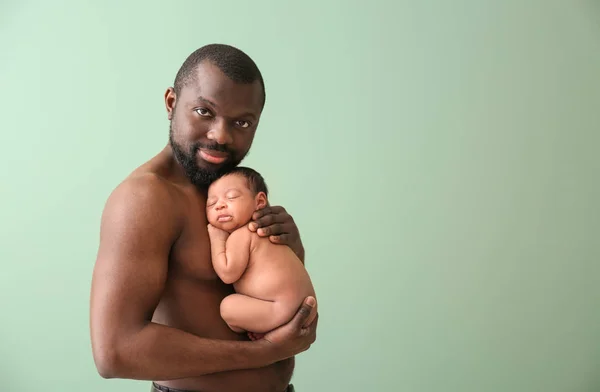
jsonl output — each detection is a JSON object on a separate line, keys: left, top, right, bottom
{"left": 194, "top": 142, "right": 230, "bottom": 154}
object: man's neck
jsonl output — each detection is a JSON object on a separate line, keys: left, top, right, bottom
{"left": 159, "top": 144, "right": 192, "bottom": 185}
{"left": 160, "top": 144, "right": 209, "bottom": 196}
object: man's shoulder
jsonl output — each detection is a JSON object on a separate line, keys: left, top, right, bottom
{"left": 111, "top": 172, "right": 174, "bottom": 201}
{"left": 103, "top": 172, "right": 183, "bottom": 221}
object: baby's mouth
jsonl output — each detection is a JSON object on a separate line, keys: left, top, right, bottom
{"left": 217, "top": 214, "right": 233, "bottom": 222}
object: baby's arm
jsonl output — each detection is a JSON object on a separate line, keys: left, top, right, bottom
{"left": 207, "top": 224, "right": 252, "bottom": 284}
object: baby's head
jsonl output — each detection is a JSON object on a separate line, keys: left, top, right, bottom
{"left": 206, "top": 167, "right": 269, "bottom": 233}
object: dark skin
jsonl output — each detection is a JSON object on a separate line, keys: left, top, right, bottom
{"left": 90, "top": 61, "right": 318, "bottom": 392}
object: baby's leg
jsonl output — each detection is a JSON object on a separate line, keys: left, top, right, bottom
{"left": 220, "top": 294, "right": 291, "bottom": 334}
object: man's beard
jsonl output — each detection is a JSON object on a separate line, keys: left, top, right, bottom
{"left": 169, "top": 123, "right": 242, "bottom": 188}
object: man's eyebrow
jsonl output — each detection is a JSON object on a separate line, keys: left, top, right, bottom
{"left": 238, "top": 112, "right": 257, "bottom": 121}
{"left": 196, "top": 96, "right": 218, "bottom": 108}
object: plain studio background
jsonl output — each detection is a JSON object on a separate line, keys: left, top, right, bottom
{"left": 1, "top": 1, "right": 599, "bottom": 391}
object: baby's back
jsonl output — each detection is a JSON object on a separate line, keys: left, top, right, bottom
{"left": 234, "top": 231, "right": 315, "bottom": 304}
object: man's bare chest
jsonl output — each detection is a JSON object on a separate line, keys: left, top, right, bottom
{"left": 169, "top": 200, "right": 219, "bottom": 281}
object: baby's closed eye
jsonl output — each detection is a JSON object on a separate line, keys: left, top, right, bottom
{"left": 226, "top": 191, "right": 241, "bottom": 200}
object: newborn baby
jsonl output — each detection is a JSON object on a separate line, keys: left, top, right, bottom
{"left": 206, "top": 167, "right": 317, "bottom": 338}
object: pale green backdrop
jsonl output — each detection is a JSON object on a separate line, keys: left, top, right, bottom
{"left": 1, "top": 1, "right": 599, "bottom": 391}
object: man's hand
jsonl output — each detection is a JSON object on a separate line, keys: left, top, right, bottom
{"left": 249, "top": 206, "right": 305, "bottom": 261}
{"left": 207, "top": 223, "right": 230, "bottom": 242}
{"left": 257, "top": 296, "right": 318, "bottom": 362}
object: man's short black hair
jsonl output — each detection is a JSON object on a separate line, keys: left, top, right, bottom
{"left": 173, "top": 43, "right": 266, "bottom": 107}
{"left": 225, "top": 166, "right": 268, "bottom": 197}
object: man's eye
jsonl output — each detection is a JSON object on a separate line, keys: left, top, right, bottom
{"left": 196, "top": 108, "right": 211, "bottom": 117}
{"left": 235, "top": 120, "right": 250, "bottom": 128}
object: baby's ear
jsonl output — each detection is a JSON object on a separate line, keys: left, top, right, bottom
{"left": 255, "top": 192, "right": 268, "bottom": 209}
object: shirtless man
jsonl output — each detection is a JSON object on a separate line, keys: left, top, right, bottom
{"left": 89, "top": 44, "right": 318, "bottom": 392}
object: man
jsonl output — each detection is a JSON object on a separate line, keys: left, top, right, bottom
{"left": 90, "top": 44, "right": 318, "bottom": 392}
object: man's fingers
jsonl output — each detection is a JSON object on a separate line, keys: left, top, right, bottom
{"left": 252, "top": 206, "right": 271, "bottom": 220}
{"left": 252, "top": 206, "right": 286, "bottom": 220}
{"left": 303, "top": 310, "right": 318, "bottom": 328}
{"left": 258, "top": 223, "right": 284, "bottom": 237}
{"left": 252, "top": 213, "right": 291, "bottom": 229}
{"left": 256, "top": 214, "right": 276, "bottom": 228}
{"left": 259, "top": 221, "right": 297, "bottom": 237}
{"left": 250, "top": 214, "right": 276, "bottom": 232}
{"left": 269, "top": 233, "right": 290, "bottom": 244}
{"left": 301, "top": 313, "right": 318, "bottom": 340}
{"left": 292, "top": 296, "right": 316, "bottom": 330}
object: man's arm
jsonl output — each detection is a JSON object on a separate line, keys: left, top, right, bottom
{"left": 208, "top": 225, "right": 251, "bottom": 284}
{"left": 90, "top": 175, "right": 315, "bottom": 380}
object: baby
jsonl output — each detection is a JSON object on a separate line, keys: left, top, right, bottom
{"left": 206, "top": 167, "right": 317, "bottom": 338}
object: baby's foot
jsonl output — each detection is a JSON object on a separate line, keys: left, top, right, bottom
{"left": 247, "top": 332, "right": 266, "bottom": 341}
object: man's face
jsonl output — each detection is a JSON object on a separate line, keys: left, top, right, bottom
{"left": 166, "top": 61, "right": 264, "bottom": 188}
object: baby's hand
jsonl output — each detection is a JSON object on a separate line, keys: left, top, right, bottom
{"left": 207, "top": 224, "right": 230, "bottom": 242}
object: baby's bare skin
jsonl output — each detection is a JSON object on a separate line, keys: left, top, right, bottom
{"left": 207, "top": 172, "right": 317, "bottom": 336}
{"left": 211, "top": 225, "right": 316, "bottom": 334}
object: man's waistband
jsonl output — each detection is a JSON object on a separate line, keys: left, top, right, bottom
{"left": 152, "top": 382, "right": 295, "bottom": 392}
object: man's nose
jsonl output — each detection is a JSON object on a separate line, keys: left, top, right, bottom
{"left": 207, "top": 119, "right": 233, "bottom": 145}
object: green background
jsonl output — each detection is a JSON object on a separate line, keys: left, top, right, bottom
{"left": 1, "top": 1, "right": 599, "bottom": 391}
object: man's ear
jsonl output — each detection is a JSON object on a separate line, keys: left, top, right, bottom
{"left": 255, "top": 192, "right": 268, "bottom": 209}
{"left": 165, "top": 87, "right": 177, "bottom": 120}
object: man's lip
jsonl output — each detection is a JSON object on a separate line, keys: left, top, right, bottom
{"left": 199, "top": 149, "right": 229, "bottom": 164}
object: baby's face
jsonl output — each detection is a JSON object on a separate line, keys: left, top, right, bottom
{"left": 206, "top": 174, "right": 265, "bottom": 232}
